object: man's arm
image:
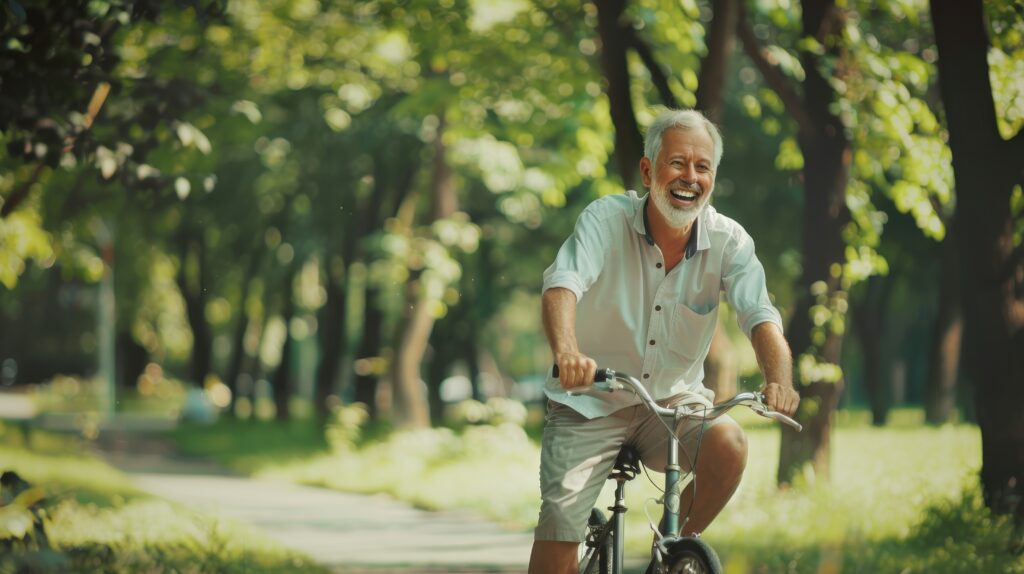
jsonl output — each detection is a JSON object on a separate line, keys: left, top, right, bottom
{"left": 542, "top": 287, "right": 596, "bottom": 389}
{"left": 750, "top": 322, "right": 800, "bottom": 416}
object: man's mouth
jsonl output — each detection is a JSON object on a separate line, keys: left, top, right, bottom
{"left": 669, "top": 186, "right": 701, "bottom": 204}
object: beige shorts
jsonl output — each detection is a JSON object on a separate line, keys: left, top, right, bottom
{"left": 533, "top": 393, "right": 734, "bottom": 542}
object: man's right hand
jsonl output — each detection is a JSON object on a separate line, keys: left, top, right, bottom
{"left": 553, "top": 352, "right": 598, "bottom": 390}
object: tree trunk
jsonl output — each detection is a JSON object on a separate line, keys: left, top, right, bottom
{"left": 426, "top": 321, "right": 453, "bottom": 424}
{"left": 393, "top": 283, "right": 433, "bottom": 428}
{"left": 271, "top": 265, "right": 299, "bottom": 422}
{"left": 777, "top": 0, "right": 851, "bottom": 486}
{"left": 353, "top": 287, "right": 385, "bottom": 418}
{"left": 115, "top": 330, "right": 148, "bottom": 389}
{"left": 177, "top": 231, "right": 212, "bottom": 387}
{"left": 703, "top": 324, "right": 736, "bottom": 402}
{"left": 853, "top": 274, "right": 895, "bottom": 426}
{"left": 390, "top": 112, "right": 457, "bottom": 428}
{"left": 224, "top": 247, "right": 265, "bottom": 416}
{"left": 313, "top": 257, "right": 347, "bottom": 418}
{"left": 695, "top": 0, "right": 739, "bottom": 123}
{"left": 594, "top": 0, "right": 644, "bottom": 189}
{"left": 930, "top": 0, "right": 1024, "bottom": 520}
{"left": 925, "top": 216, "right": 962, "bottom": 424}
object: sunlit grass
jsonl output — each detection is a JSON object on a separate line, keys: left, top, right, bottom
{"left": 0, "top": 428, "right": 328, "bottom": 573}
{"left": 169, "top": 411, "right": 1022, "bottom": 573}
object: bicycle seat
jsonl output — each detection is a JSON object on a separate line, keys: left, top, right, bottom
{"left": 609, "top": 445, "right": 641, "bottom": 481}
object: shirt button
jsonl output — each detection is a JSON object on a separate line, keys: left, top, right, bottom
{"left": 643, "top": 374, "right": 650, "bottom": 379}
{"left": 649, "top": 339, "right": 656, "bottom": 346}
{"left": 655, "top": 305, "right": 662, "bottom": 311}
{"left": 656, "top": 262, "right": 663, "bottom": 269}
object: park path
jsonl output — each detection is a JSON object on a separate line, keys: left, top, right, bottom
{"left": 93, "top": 428, "right": 534, "bottom": 573}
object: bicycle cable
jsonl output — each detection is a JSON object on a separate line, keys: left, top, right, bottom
{"left": 636, "top": 400, "right": 712, "bottom": 535}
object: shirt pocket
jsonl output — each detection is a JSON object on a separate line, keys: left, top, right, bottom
{"left": 666, "top": 302, "right": 719, "bottom": 363}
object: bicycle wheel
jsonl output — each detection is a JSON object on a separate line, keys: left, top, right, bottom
{"left": 662, "top": 537, "right": 722, "bottom": 574}
{"left": 579, "top": 508, "right": 613, "bottom": 574}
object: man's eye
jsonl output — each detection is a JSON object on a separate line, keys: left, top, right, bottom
{"left": 670, "top": 161, "right": 683, "bottom": 168}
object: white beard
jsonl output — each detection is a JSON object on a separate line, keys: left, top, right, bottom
{"left": 650, "top": 181, "right": 710, "bottom": 230}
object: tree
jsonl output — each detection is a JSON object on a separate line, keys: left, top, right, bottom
{"left": 929, "top": 0, "right": 1024, "bottom": 520}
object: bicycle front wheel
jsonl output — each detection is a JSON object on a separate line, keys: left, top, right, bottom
{"left": 578, "top": 508, "right": 612, "bottom": 574}
{"left": 662, "top": 537, "right": 722, "bottom": 574}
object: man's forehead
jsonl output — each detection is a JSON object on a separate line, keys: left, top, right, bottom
{"left": 661, "top": 128, "right": 714, "bottom": 158}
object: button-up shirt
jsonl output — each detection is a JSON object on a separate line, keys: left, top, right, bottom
{"left": 542, "top": 190, "right": 783, "bottom": 418}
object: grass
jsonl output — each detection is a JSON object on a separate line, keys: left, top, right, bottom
{"left": 0, "top": 424, "right": 330, "bottom": 574}
{"left": 170, "top": 407, "right": 1023, "bottom": 573}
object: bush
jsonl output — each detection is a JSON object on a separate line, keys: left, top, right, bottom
{"left": 846, "top": 487, "right": 1024, "bottom": 573}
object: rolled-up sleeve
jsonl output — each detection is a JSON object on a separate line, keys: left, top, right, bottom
{"left": 542, "top": 209, "right": 608, "bottom": 302}
{"left": 721, "top": 228, "right": 783, "bottom": 337}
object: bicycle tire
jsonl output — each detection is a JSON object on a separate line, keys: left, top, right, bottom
{"left": 662, "top": 537, "right": 722, "bottom": 574}
{"left": 579, "top": 508, "right": 612, "bottom": 574}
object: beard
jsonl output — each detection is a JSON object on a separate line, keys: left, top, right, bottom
{"left": 650, "top": 180, "right": 711, "bottom": 230}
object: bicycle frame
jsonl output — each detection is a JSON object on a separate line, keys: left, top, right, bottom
{"left": 570, "top": 368, "right": 802, "bottom": 574}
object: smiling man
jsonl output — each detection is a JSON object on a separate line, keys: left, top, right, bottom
{"left": 528, "top": 109, "right": 799, "bottom": 574}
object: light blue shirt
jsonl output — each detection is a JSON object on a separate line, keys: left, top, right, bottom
{"left": 542, "top": 190, "right": 783, "bottom": 418}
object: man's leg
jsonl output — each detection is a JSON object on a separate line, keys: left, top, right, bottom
{"left": 528, "top": 541, "right": 578, "bottom": 574}
{"left": 674, "top": 419, "right": 748, "bottom": 536}
{"left": 531, "top": 403, "right": 631, "bottom": 574}
{"left": 636, "top": 404, "right": 748, "bottom": 537}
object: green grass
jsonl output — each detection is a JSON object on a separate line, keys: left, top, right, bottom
{"left": 0, "top": 425, "right": 329, "bottom": 574}
{"left": 170, "top": 409, "right": 1023, "bottom": 573}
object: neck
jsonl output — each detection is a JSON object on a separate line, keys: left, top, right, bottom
{"left": 646, "top": 198, "right": 694, "bottom": 252}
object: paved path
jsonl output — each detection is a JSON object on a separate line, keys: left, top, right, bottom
{"left": 94, "top": 429, "right": 535, "bottom": 573}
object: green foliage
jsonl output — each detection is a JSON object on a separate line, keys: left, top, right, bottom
{"left": 0, "top": 204, "right": 52, "bottom": 288}
{"left": 845, "top": 487, "right": 1024, "bottom": 573}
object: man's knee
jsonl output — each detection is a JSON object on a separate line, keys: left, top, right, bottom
{"left": 702, "top": 421, "right": 748, "bottom": 478}
{"left": 529, "top": 540, "right": 578, "bottom": 574}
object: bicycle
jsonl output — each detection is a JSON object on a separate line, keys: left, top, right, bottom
{"left": 551, "top": 366, "right": 802, "bottom": 574}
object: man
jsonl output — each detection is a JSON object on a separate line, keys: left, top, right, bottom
{"left": 528, "top": 109, "right": 800, "bottom": 574}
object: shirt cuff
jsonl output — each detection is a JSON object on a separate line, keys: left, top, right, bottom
{"left": 740, "top": 307, "right": 784, "bottom": 338}
{"left": 542, "top": 271, "right": 585, "bottom": 303}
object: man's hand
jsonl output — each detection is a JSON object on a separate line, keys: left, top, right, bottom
{"left": 553, "top": 352, "right": 597, "bottom": 390}
{"left": 762, "top": 383, "right": 799, "bottom": 416}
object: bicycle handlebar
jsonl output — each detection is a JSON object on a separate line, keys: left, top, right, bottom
{"left": 551, "top": 365, "right": 803, "bottom": 432}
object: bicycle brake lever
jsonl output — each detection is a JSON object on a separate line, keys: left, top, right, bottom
{"left": 752, "top": 392, "right": 803, "bottom": 431}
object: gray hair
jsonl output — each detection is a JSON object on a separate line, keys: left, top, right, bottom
{"left": 643, "top": 109, "right": 724, "bottom": 170}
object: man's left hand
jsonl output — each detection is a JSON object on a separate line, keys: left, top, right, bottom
{"left": 762, "top": 383, "right": 800, "bottom": 416}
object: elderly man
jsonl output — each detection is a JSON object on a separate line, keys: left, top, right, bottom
{"left": 528, "top": 109, "right": 799, "bottom": 574}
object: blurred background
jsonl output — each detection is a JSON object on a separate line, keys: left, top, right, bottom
{"left": 1, "top": 0, "right": 1022, "bottom": 572}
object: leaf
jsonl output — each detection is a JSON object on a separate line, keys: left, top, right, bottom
{"left": 230, "top": 100, "right": 262, "bottom": 124}
{"left": 175, "top": 177, "right": 191, "bottom": 200}
{"left": 175, "top": 122, "right": 211, "bottom": 154}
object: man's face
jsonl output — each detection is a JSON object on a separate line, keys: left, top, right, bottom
{"left": 640, "top": 127, "right": 716, "bottom": 230}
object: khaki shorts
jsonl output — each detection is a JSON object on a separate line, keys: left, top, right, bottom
{"left": 533, "top": 393, "right": 734, "bottom": 542}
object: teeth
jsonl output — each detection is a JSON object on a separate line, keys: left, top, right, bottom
{"left": 672, "top": 190, "right": 697, "bottom": 200}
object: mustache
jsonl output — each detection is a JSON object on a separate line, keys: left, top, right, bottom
{"left": 669, "top": 181, "right": 703, "bottom": 193}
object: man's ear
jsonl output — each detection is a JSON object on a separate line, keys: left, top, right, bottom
{"left": 639, "top": 156, "right": 653, "bottom": 187}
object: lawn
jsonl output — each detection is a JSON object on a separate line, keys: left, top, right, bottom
{"left": 0, "top": 424, "right": 329, "bottom": 574}
{"left": 170, "top": 405, "right": 1023, "bottom": 573}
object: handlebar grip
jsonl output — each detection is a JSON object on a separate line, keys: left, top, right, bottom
{"left": 551, "top": 364, "right": 613, "bottom": 383}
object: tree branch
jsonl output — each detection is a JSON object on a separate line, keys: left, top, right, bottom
{"left": 736, "top": 2, "right": 814, "bottom": 137}
{"left": 1, "top": 82, "right": 111, "bottom": 219}
{"left": 625, "top": 27, "right": 679, "bottom": 108}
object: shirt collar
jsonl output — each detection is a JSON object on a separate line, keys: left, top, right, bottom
{"left": 634, "top": 192, "right": 706, "bottom": 260}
